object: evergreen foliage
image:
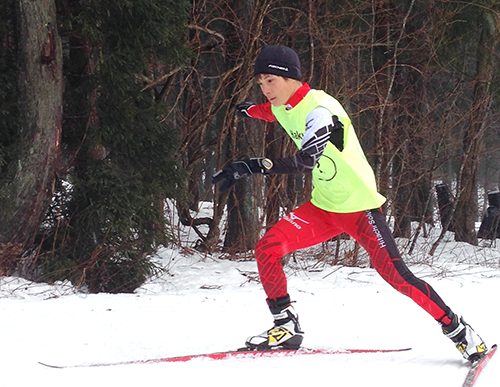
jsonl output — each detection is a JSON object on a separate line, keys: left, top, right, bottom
{"left": 34, "top": 0, "right": 191, "bottom": 292}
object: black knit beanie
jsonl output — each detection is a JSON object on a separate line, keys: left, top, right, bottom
{"left": 254, "top": 45, "right": 302, "bottom": 81}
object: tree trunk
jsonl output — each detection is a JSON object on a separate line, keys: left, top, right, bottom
{"left": 222, "top": 0, "right": 267, "bottom": 253}
{"left": 454, "top": 12, "right": 498, "bottom": 244}
{"left": 0, "top": 0, "right": 62, "bottom": 254}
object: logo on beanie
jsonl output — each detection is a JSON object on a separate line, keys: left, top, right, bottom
{"left": 268, "top": 64, "right": 289, "bottom": 72}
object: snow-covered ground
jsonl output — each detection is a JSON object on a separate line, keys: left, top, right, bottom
{"left": 1, "top": 221, "right": 499, "bottom": 387}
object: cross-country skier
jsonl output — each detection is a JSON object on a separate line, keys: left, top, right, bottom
{"left": 212, "top": 45, "right": 487, "bottom": 362}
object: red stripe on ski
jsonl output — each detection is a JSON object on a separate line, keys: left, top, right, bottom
{"left": 462, "top": 344, "right": 497, "bottom": 387}
{"left": 144, "top": 347, "right": 412, "bottom": 364}
{"left": 39, "top": 347, "right": 411, "bottom": 368}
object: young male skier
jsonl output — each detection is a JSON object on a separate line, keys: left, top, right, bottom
{"left": 212, "top": 45, "right": 487, "bottom": 361}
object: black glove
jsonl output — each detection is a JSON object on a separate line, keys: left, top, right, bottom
{"left": 212, "top": 158, "right": 270, "bottom": 192}
{"left": 236, "top": 101, "right": 255, "bottom": 119}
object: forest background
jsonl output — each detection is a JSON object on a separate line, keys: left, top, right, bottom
{"left": 1, "top": 0, "right": 500, "bottom": 293}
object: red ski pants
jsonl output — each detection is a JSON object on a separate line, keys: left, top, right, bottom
{"left": 254, "top": 201, "right": 452, "bottom": 325}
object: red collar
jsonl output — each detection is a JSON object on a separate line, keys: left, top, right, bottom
{"left": 285, "top": 83, "right": 312, "bottom": 110}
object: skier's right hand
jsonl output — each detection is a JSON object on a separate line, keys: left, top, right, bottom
{"left": 212, "top": 158, "right": 267, "bottom": 192}
{"left": 236, "top": 101, "right": 255, "bottom": 118}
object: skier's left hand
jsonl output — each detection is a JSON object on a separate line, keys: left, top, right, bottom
{"left": 212, "top": 158, "right": 267, "bottom": 192}
{"left": 236, "top": 101, "right": 256, "bottom": 118}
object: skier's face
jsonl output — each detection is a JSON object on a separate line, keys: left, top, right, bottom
{"left": 257, "top": 74, "right": 301, "bottom": 107}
